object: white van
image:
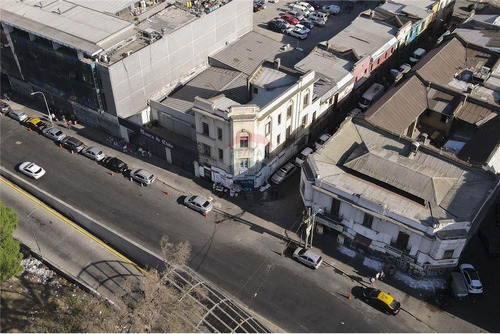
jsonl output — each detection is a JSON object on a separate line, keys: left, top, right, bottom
{"left": 409, "top": 48, "right": 426, "bottom": 64}
{"left": 292, "top": 4, "right": 310, "bottom": 17}
{"left": 359, "top": 83, "right": 385, "bottom": 110}
{"left": 295, "top": 147, "right": 313, "bottom": 166}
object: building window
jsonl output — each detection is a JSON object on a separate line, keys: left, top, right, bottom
{"left": 278, "top": 113, "right": 282, "bottom": 125}
{"left": 277, "top": 134, "right": 281, "bottom": 145}
{"left": 265, "top": 143, "right": 270, "bottom": 158}
{"left": 202, "top": 122, "right": 209, "bottom": 136}
{"left": 265, "top": 121, "right": 271, "bottom": 136}
{"left": 331, "top": 198, "right": 341, "bottom": 216}
{"left": 312, "top": 111, "right": 317, "bottom": 122}
{"left": 440, "top": 114, "right": 448, "bottom": 123}
{"left": 302, "top": 115, "right": 308, "bottom": 127}
{"left": 253, "top": 87, "right": 258, "bottom": 94}
{"left": 240, "top": 134, "right": 249, "bottom": 148}
{"left": 287, "top": 102, "right": 293, "bottom": 119}
{"left": 240, "top": 158, "right": 249, "bottom": 170}
{"left": 202, "top": 143, "right": 211, "bottom": 157}
{"left": 218, "top": 148, "right": 223, "bottom": 160}
{"left": 217, "top": 127, "right": 223, "bottom": 140}
{"left": 286, "top": 126, "right": 291, "bottom": 140}
{"left": 329, "top": 97, "right": 333, "bottom": 105}
{"left": 362, "top": 213, "right": 374, "bottom": 229}
{"left": 443, "top": 249, "right": 454, "bottom": 259}
{"left": 303, "top": 91, "right": 309, "bottom": 107}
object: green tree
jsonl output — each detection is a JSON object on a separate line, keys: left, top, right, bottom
{"left": 0, "top": 199, "right": 23, "bottom": 283}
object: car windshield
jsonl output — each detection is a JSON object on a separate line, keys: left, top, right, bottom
{"left": 298, "top": 249, "right": 307, "bottom": 255}
{"left": 360, "top": 97, "right": 371, "bottom": 105}
{"left": 370, "top": 289, "right": 380, "bottom": 298}
{"left": 390, "top": 300, "right": 400, "bottom": 309}
{"left": 54, "top": 131, "right": 62, "bottom": 136}
{"left": 202, "top": 201, "right": 210, "bottom": 208}
{"left": 471, "top": 283, "right": 482, "bottom": 289}
{"left": 464, "top": 268, "right": 479, "bottom": 280}
{"left": 273, "top": 168, "right": 285, "bottom": 177}
{"left": 317, "top": 139, "right": 325, "bottom": 145}
{"left": 35, "top": 168, "right": 43, "bottom": 174}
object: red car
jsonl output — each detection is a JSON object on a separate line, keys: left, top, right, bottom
{"left": 281, "top": 14, "right": 299, "bottom": 25}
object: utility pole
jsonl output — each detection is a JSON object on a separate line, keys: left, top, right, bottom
{"left": 303, "top": 206, "right": 322, "bottom": 248}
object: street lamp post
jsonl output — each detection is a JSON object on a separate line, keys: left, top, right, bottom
{"left": 30, "top": 91, "right": 54, "bottom": 127}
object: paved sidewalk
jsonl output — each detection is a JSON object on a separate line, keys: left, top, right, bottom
{"left": 4, "top": 98, "right": 487, "bottom": 333}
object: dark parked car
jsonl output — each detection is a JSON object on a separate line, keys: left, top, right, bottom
{"left": 267, "top": 20, "right": 287, "bottom": 33}
{"left": 59, "top": 136, "right": 85, "bottom": 152}
{"left": 101, "top": 157, "right": 128, "bottom": 173}
{"left": 477, "top": 229, "right": 500, "bottom": 257}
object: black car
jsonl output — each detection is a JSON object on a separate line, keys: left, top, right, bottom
{"left": 300, "top": 19, "right": 314, "bottom": 30}
{"left": 101, "top": 157, "right": 128, "bottom": 173}
{"left": 60, "top": 136, "right": 85, "bottom": 152}
{"left": 267, "top": 20, "right": 286, "bottom": 33}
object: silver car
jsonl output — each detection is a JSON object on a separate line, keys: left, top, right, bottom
{"left": 184, "top": 195, "right": 213, "bottom": 215}
{"left": 293, "top": 247, "right": 323, "bottom": 269}
{"left": 130, "top": 168, "right": 155, "bottom": 186}
{"left": 82, "top": 146, "right": 105, "bottom": 161}
{"left": 42, "top": 127, "right": 66, "bottom": 142}
{"left": 60, "top": 136, "right": 85, "bottom": 153}
{"left": 8, "top": 109, "right": 28, "bottom": 122}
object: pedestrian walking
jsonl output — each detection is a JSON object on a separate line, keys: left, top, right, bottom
{"left": 66, "top": 120, "right": 72, "bottom": 129}
{"left": 370, "top": 277, "right": 375, "bottom": 286}
{"left": 62, "top": 115, "right": 66, "bottom": 123}
{"left": 375, "top": 272, "right": 380, "bottom": 280}
{"left": 379, "top": 270, "right": 385, "bottom": 281}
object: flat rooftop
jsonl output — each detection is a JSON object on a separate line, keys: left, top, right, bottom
{"left": 310, "top": 118, "right": 496, "bottom": 225}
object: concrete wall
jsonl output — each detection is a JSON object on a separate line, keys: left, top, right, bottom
{"left": 100, "top": 0, "right": 253, "bottom": 118}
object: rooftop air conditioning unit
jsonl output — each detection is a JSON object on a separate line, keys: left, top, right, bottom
{"left": 410, "top": 141, "right": 420, "bottom": 154}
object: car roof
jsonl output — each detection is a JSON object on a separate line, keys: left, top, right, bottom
{"left": 29, "top": 118, "right": 42, "bottom": 123}
{"left": 318, "top": 134, "right": 331, "bottom": 141}
{"left": 376, "top": 291, "right": 395, "bottom": 305}
{"left": 86, "top": 146, "right": 101, "bottom": 153}
{"left": 25, "top": 163, "right": 39, "bottom": 172}
{"left": 301, "top": 147, "right": 314, "bottom": 155}
{"left": 191, "top": 195, "right": 208, "bottom": 205}
{"left": 282, "top": 162, "right": 296, "bottom": 170}
{"left": 302, "top": 249, "right": 321, "bottom": 261}
{"left": 12, "top": 109, "right": 25, "bottom": 115}
{"left": 134, "top": 169, "right": 153, "bottom": 177}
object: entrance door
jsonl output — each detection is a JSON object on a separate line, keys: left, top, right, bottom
{"left": 396, "top": 232, "right": 410, "bottom": 250}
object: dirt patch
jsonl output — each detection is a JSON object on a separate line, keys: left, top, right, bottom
{"left": 1, "top": 257, "right": 87, "bottom": 332}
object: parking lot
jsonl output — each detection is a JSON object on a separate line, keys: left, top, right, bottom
{"left": 252, "top": 0, "right": 378, "bottom": 57}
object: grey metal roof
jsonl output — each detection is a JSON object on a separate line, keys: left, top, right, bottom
{"left": 364, "top": 75, "right": 428, "bottom": 135}
{"left": 0, "top": 0, "right": 133, "bottom": 55}
{"left": 66, "top": 0, "right": 137, "bottom": 15}
{"left": 161, "top": 67, "right": 248, "bottom": 113}
{"left": 295, "top": 48, "right": 354, "bottom": 84}
{"left": 454, "top": 100, "right": 496, "bottom": 125}
{"left": 327, "top": 17, "right": 398, "bottom": 57}
{"left": 427, "top": 88, "right": 458, "bottom": 116}
{"left": 310, "top": 118, "right": 496, "bottom": 223}
{"left": 454, "top": 28, "right": 500, "bottom": 52}
{"left": 380, "top": 2, "right": 431, "bottom": 19}
{"left": 209, "top": 31, "right": 292, "bottom": 75}
{"left": 251, "top": 67, "right": 297, "bottom": 89}
{"left": 389, "top": 0, "right": 435, "bottom": 11}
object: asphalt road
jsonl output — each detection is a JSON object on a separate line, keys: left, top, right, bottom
{"left": 1, "top": 115, "right": 427, "bottom": 332}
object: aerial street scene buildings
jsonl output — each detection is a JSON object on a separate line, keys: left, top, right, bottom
{"left": 1, "top": 0, "right": 499, "bottom": 332}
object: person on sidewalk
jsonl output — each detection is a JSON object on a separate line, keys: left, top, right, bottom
{"left": 375, "top": 272, "right": 380, "bottom": 280}
{"left": 66, "top": 120, "right": 72, "bottom": 129}
{"left": 379, "top": 269, "right": 385, "bottom": 281}
{"left": 370, "top": 277, "right": 375, "bottom": 286}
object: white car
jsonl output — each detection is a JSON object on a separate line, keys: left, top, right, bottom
{"left": 322, "top": 4, "right": 340, "bottom": 14}
{"left": 311, "top": 17, "right": 326, "bottom": 27}
{"left": 8, "top": 110, "right": 28, "bottom": 122}
{"left": 184, "top": 195, "right": 213, "bottom": 215}
{"left": 42, "top": 127, "right": 66, "bottom": 142}
{"left": 130, "top": 168, "right": 155, "bottom": 186}
{"left": 459, "top": 264, "right": 483, "bottom": 294}
{"left": 293, "top": 247, "right": 323, "bottom": 269}
{"left": 82, "top": 146, "right": 106, "bottom": 161}
{"left": 18, "top": 162, "right": 46, "bottom": 179}
{"left": 314, "top": 133, "right": 331, "bottom": 150}
{"left": 295, "top": 147, "right": 313, "bottom": 166}
{"left": 268, "top": 0, "right": 279, "bottom": 3}
{"left": 298, "top": 1, "right": 315, "bottom": 11}
{"left": 309, "top": 12, "right": 328, "bottom": 21}
{"left": 287, "top": 27, "right": 308, "bottom": 39}
{"left": 270, "top": 162, "right": 297, "bottom": 184}
{"left": 294, "top": 24, "right": 311, "bottom": 34}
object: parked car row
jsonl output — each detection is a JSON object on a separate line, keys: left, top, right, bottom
{"left": 266, "top": 1, "right": 333, "bottom": 39}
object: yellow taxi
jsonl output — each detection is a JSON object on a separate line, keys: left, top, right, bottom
{"left": 26, "top": 117, "right": 47, "bottom": 132}
{"left": 363, "top": 288, "right": 401, "bottom": 315}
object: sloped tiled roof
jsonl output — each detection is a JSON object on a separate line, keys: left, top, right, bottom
{"left": 454, "top": 100, "right": 496, "bottom": 125}
{"left": 364, "top": 76, "right": 428, "bottom": 134}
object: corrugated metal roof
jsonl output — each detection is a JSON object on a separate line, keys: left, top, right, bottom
{"left": 161, "top": 67, "right": 248, "bottom": 113}
{"left": 209, "top": 32, "right": 286, "bottom": 75}
{"left": 427, "top": 88, "right": 458, "bottom": 115}
{"left": 454, "top": 100, "right": 495, "bottom": 124}
{"left": 343, "top": 146, "right": 458, "bottom": 204}
{"left": 414, "top": 38, "right": 497, "bottom": 87}
{"left": 364, "top": 76, "right": 428, "bottom": 135}
{"left": 294, "top": 48, "right": 353, "bottom": 84}
{"left": 327, "top": 17, "right": 398, "bottom": 56}
{"left": 251, "top": 67, "right": 296, "bottom": 89}
{"left": 455, "top": 28, "right": 500, "bottom": 51}
{"left": 310, "top": 118, "right": 495, "bottom": 223}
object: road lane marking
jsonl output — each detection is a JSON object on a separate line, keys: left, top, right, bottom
{"left": 0, "top": 176, "right": 148, "bottom": 275}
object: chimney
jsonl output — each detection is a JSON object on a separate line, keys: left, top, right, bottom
{"left": 274, "top": 58, "right": 281, "bottom": 70}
